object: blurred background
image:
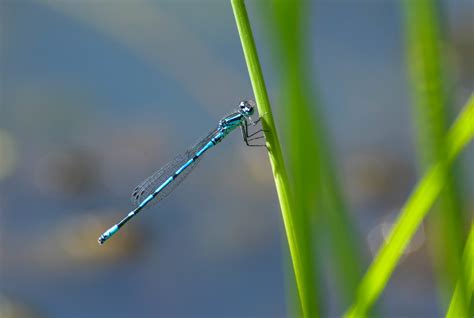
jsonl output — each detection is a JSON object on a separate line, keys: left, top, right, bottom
{"left": 0, "top": 1, "right": 472, "bottom": 317}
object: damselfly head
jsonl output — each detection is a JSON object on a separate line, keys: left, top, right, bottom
{"left": 239, "top": 100, "right": 255, "bottom": 117}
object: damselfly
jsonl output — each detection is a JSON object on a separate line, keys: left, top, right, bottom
{"left": 98, "top": 100, "right": 265, "bottom": 244}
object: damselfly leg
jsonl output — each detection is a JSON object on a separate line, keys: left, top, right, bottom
{"left": 241, "top": 117, "right": 268, "bottom": 147}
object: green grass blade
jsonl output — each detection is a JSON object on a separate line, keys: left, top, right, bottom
{"left": 262, "top": 2, "right": 324, "bottom": 315}
{"left": 344, "top": 94, "right": 474, "bottom": 317}
{"left": 259, "top": 0, "right": 362, "bottom": 308}
{"left": 403, "top": 0, "right": 467, "bottom": 308}
{"left": 231, "top": 1, "right": 316, "bottom": 316}
{"left": 446, "top": 222, "right": 474, "bottom": 318}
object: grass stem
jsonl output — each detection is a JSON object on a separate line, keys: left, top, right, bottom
{"left": 231, "top": 1, "right": 315, "bottom": 316}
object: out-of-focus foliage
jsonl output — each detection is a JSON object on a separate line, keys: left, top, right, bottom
{"left": 258, "top": 0, "right": 363, "bottom": 311}
{"left": 403, "top": 0, "right": 468, "bottom": 311}
{"left": 345, "top": 94, "right": 474, "bottom": 317}
{"left": 447, "top": 222, "right": 474, "bottom": 318}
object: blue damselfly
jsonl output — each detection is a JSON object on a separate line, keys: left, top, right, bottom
{"left": 98, "top": 100, "right": 265, "bottom": 244}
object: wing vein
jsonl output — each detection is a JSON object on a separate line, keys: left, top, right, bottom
{"left": 131, "top": 128, "right": 218, "bottom": 208}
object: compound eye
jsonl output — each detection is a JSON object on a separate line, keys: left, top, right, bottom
{"left": 240, "top": 100, "right": 255, "bottom": 113}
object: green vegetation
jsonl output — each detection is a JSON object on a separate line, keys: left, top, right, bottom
{"left": 403, "top": 0, "right": 468, "bottom": 310}
{"left": 259, "top": 0, "right": 363, "bottom": 311}
{"left": 232, "top": 0, "right": 473, "bottom": 317}
{"left": 447, "top": 223, "right": 474, "bottom": 318}
{"left": 346, "top": 95, "right": 474, "bottom": 317}
{"left": 231, "top": 1, "right": 314, "bottom": 316}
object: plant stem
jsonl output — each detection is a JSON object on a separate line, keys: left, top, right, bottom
{"left": 403, "top": 0, "right": 467, "bottom": 310}
{"left": 231, "top": 0, "right": 313, "bottom": 316}
{"left": 266, "top": 1, "right": 362, "bottom": 305}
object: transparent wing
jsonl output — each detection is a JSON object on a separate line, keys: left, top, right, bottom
{"left": 131, "top": 128, "right": 218, "bottom": 208}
